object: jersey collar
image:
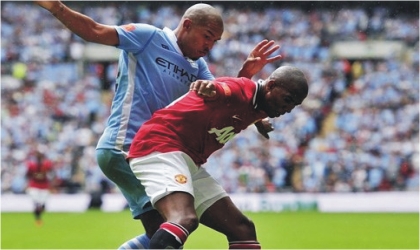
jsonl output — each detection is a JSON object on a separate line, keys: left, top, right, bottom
{"left": 163, "top": 27, "right": 183, "bottom": 56}
{"left": 253, "top": 79, "right": 267, "bottom": 109}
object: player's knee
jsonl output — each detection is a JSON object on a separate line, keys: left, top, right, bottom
{"left": 178, "top": 214, "right": 199, "bottom": 233}
{"left": 242, "top": 217, "right": 257, "bottom": 236}
{"left": 166, "top": 212, "right": 199, "bottom": 234}
{"left": 231, "top": 216, "right": 257, "bottom": 240}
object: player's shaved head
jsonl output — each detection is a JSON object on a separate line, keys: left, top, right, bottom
{"left": 174, "top": 3, "right": 224, "bottom": 60}
{"left": 182, "top": 3, "right": 223, "bottom": 30}
{"left": 270, "top": 65, "right": 308, "bottom": 104}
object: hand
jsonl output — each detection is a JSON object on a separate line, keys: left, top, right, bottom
{"left": 239, "top": 40, "right": 282, "bottom": 79}
{"left": 189, "top": 80, "right": 216, "bottom": 97}
{"left": 255, "top": 118, "right": 273, "bottom": 139}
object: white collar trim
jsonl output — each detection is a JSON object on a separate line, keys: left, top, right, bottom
{"left": 163, "top": 27, "right": 183, "bottom": 56}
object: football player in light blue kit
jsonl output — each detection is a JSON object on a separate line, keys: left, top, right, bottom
{"left": 35, "top": 1, "right": 282, "bottom": 249}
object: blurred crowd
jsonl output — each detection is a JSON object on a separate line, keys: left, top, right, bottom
{"left": 1, "top": 2, "right": 418, "bottom": 196}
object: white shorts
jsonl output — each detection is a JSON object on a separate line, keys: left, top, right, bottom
{"left": 27, "top": 187, "right": 50, "bottom": 205}
{"left": 129, "top": 151, "right": 228, "bottom": 218}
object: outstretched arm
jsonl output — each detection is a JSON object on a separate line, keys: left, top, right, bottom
{"left": 34, "top": 0, "right": 119, "bottom": 46}
{"left": 237, "top": 40, "right": 282, "bottom": 79}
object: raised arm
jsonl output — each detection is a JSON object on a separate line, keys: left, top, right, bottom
{"left": 237, "top": 40, "right": 281, "bottom": 139}
{"left": 237, "top": 40, "right": 282, "bottom": 79}
{"left": 34, "top": 0, "right": 119, "bottom": 46}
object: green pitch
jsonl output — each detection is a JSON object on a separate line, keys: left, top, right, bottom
{"left": 1, "top": 210, "right": 418, "bottom": 249}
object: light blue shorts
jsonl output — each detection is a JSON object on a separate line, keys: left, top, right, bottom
{"left": 96, "top": 148, "right": 153, "bottom": 219}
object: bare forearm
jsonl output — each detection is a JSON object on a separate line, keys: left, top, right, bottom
{"left": 41, "top": 2, "right": 117, "bottom": 45}
{"left": 237, "top": 67, "right": 253, "bottom": 79}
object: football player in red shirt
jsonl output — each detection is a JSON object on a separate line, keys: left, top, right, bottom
{"left": 26, "top": 147, "right": 54, "bottom": 225}
{"left": 128, "top": 65, "right": 309, "bottom": 249}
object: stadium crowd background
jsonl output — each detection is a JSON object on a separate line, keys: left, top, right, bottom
{"left": 1, "top": 1, "right": 419, "bottom": 197}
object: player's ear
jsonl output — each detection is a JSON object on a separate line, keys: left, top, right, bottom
{"left": 183, "top": 19, "right": 193, "bottom": 30}
{"left": 266, "top": 79, "right": 277, "bottom": 91}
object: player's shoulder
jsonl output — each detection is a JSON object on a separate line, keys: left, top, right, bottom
{"left": 194, "top": 57, "right": 212, "bottom": 71}
{"left": 209, "top": 77, "right": 244, "bottom": 97}
{"left": 215, "top": 76, "right": 254, "bottom": 87}
{"left": 117, "top": 23, "right": 160, "bottom": 34}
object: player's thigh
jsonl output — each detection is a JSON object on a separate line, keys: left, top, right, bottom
{"left": 191, "top": 168, "right": 228, "bottom": 218}
{"left": 192, "top": 169, "right": 257, "bottom": 239}
{"left": 129, "top": 152, "right": 195, "bottom": 207}
{"left": 96, "top": 148, "right": 145, "bottom": 190}
{"left": 154, "top": 191, "right": 196, "bottom": 223}
{"left": 27, "top": 188, "right": 49, "bottom": 204}
{"left": 96, "top": 148, "right": 150, "bottom": 218}
{"left": 96, "top": 148, "right": 131, "bottom": 181}
{"left": 38, "top": 189, "right": 49, "bottom": 204}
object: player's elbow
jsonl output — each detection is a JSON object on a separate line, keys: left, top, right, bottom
{"left": 86, "top": 25, "right": 119, "bottom": 46}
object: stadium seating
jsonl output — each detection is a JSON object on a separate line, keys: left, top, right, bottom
{"left": 1, "top": 2, "right": 418, "bottom": 195}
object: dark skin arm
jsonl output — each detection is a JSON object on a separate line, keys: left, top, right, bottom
{"left": 237, "top": 39, "right": 281, "bottom": 139}
{"left": 34, "top": 0, "right": 119, "bottom": 45}
{"left": 237, "top": 40, "right": 282, "bottom": 79}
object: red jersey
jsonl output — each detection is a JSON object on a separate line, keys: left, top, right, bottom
{"left": 128, "top": 77, "right": 267, "bottom": 165}
{"left": 26, "top": 159, "right": 53, "bottom": 189}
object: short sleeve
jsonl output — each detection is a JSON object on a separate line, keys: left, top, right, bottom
{"left": 115, "top": 23, "right": 157, "bottom": 53}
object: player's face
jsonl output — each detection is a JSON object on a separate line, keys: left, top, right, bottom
{"left": 181, "top": 20, "right": 223, "bottom": 60}
{"left": 261, "top": 83, "right": 302, "bottom": 118}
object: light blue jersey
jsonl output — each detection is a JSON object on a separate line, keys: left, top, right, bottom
{"left": 96, "top": 23, "right": 214, "bottom": 151}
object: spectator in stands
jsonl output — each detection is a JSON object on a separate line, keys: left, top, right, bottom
{"left": 0, "top": 1, "right": 417, "bottom": 215}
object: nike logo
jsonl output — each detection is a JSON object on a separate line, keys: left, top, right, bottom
{"left": 232, "top": 115, "right": 242, "bottom": 121}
